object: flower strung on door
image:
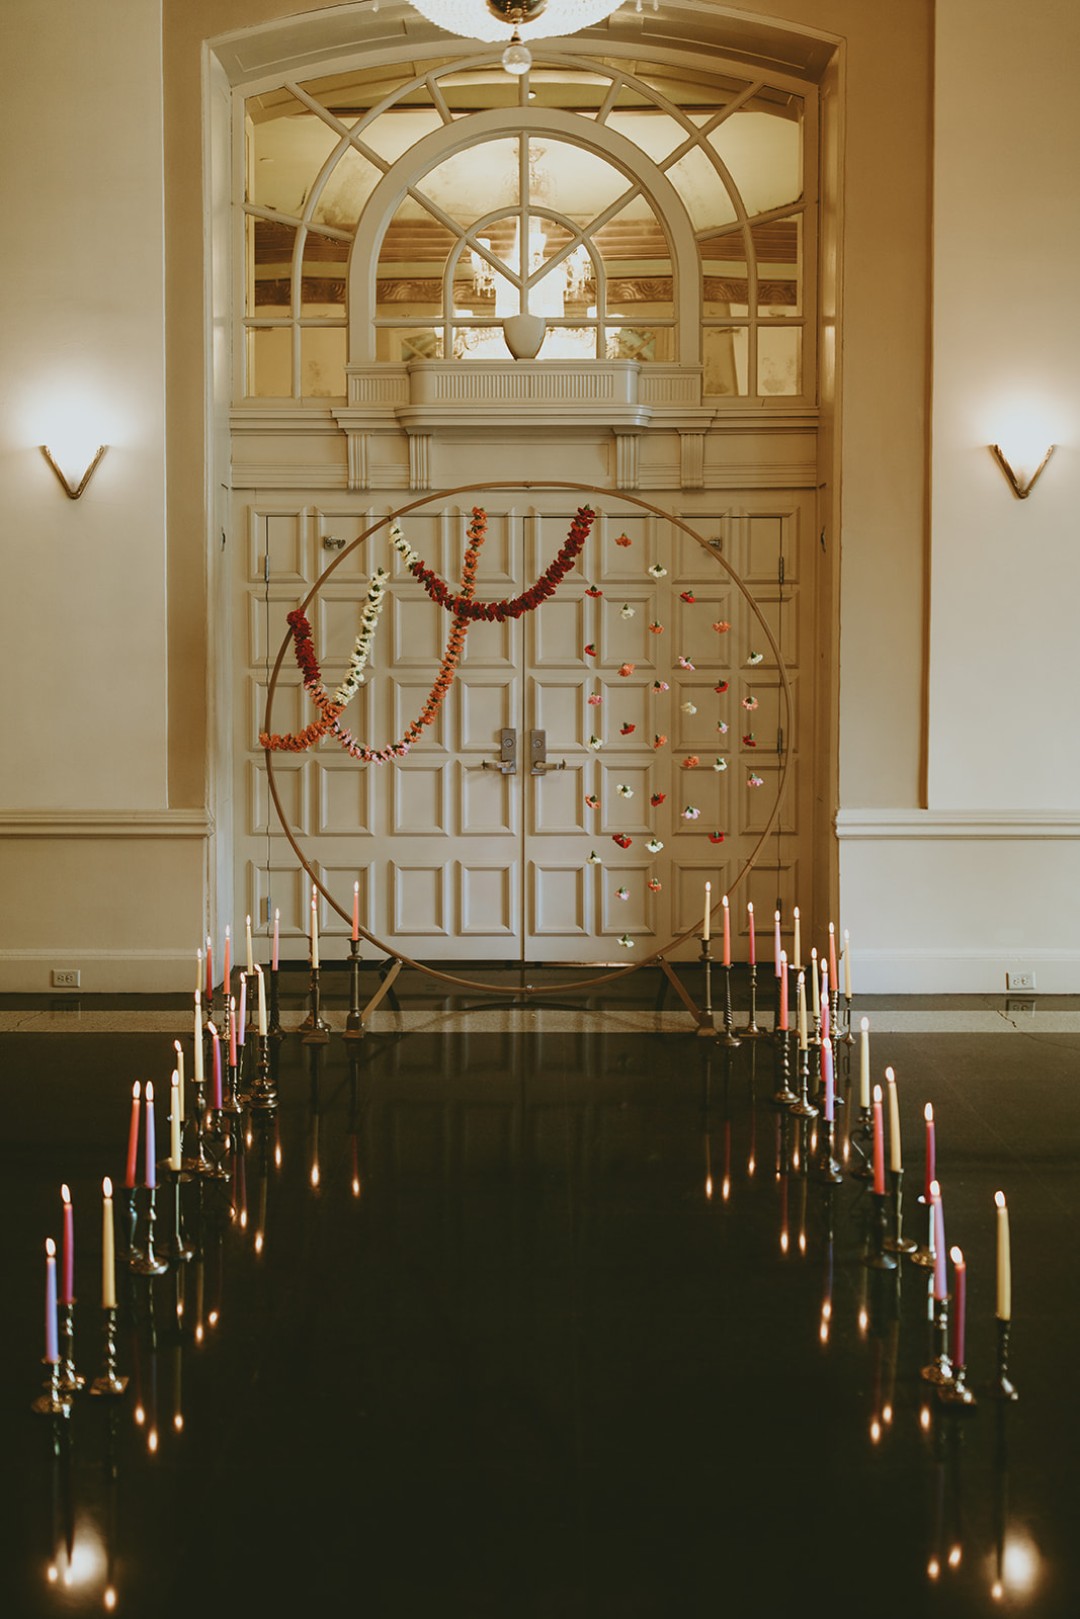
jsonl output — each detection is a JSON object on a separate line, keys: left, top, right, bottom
{"left": 681, "top": 701, "right": 698, "bottom": 715}
{"left": 677, "top": 655, "right": 696, "bottom": 670}
{"left": 588, "top": 735, "right": 603, "bottom": 750}
{"left": 620, "top": 603, "right": 635, "bottom": 620}
{"left": 743, "top": 733, "right": 757, "bottom": 748}
{"left": 618, "top": 662, "right": 635, "bottom": 677}
{"left": 713, "top": 620, "right": 731, "bottom": 634}
{"left": 614, "top": 533, "right": 632, "bottom": 548}
{"left": 587, "top": 692, "right": 602, "bottom": 706}
{"left": 682, "top": 805, "right": 701, "bottom": 821}
{"left": 708, "top": 832, "right": 726, "bottom": 844}
{"left": 620, "top": 722, "right": 636, "bottom": 735}
{"left": 647, "top": 562, "right": 668, "bottom": 579}
{"left": 713, "top": 757, "right": 728, "bottom": 772}
{"left": 648, "top": 621, "right": 664, "bottom": 635}
{"left": 681, "top": 754, "right": 700, "bottom": 769}
{"left": 747, "top": 651, "right": 764, "bottom": 665}
{"left": 586, "top": 585, "right": 603, "bottom": 598}
{"left": 680, "top": 590, "right": 695, "bottom": 604}
{"left": 646, "top": 837, "right": 664, "bottom": 853}
{"left": 585, "top": 793, "right": 599, "bottom": 809}
{"left": 587, "top": 850, "right": 602, "bottom": 864}
{"left": 612, "top": 833, "right": 633, "bottom": 849}
{"left": 584, "top": 643, "right": 597, "bottom": 657}
{"left": 716, "top": 720, "right": 729, "bottom": 734}
{"left": 652, "top": 734, "right": 668, "bottom": 749}
{"left": 714, "top": 680, "right": 729, "bottom": 694}
{"left": 647, "top": 878, "right": 662, "bottom": 893}
{"left": 616, "top": 886, "right": 629, "bottom": 901}
{"left": 748, "top": 772, "right": 765, "bottom": 788}
{"left": 616, "top": 783, "right": 634, "bottom": 798}
{"left": 650, "top": 791, "right": 666, "bottom": 806}
{"left": 618, "top": 934, "right": 635, "bottom": 948}
{"left": 742, "top": 695, "right": 759, "bottom": 711}
{"left": 652, "top": 679, "right": 669, "bottom": 693}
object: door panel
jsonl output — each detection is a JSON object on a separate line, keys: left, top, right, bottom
{"left": 237, "top": 488, "right": 814, "bottom": 966}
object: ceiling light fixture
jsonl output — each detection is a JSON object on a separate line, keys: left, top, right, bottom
{"left": 408, "top": 0, "right": 631, "bottom": 75}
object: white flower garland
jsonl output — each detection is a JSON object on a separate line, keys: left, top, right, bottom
{"left": 330, "top": 561, "right": 392, "bottom": 707}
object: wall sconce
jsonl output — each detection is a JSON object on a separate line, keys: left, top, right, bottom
{"left": 40, "top": 442, "right": 108, "bottom": 499}
{"left": 989, "top": 442, "right": 1055, "bottom": 500}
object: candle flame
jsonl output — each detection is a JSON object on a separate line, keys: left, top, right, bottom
{"left": 780, "top": 1229, "right": 789, "bottom": 1254}
{"left": 61, "top": 1183, "right": 71, "bottom": 1205}
{"left": 47, "top": 1564, "right": 59, "bottom": 1584}
{"left": 948, "top": 1544, "right": 962, "bottom": 1569}
{"left": 860, "top": 1016, "right": 869, "bottom": 1032}
{"left": 103, "top": 1176, "right": 112, "bottom": 1198}
{"left": 132, "top": 1080, "right": 141, "bottom": 1099}
{"left": 925, "top": 1101, "right": 934, "bottom": 1121}
{"left": 255, "top": 1231, "right": 264, "bottom": 1254}
{"left": 819, "top": 1320, "right": 829, "bottom": 1344}
{"left": 927, "top": 1557, "right": 940, "bottom": 1581}
{"left": 721, "top": 1175, "right": 731, "bottom": 1203}
{"left": 798, "top": 1231, "right": 807, "bottom": 1255}
{"left": 46, "top": 1237, "right": 56, "bottom": 1257}
{"left": 882, "top": 1403, "right": 893, "bottom": 1425}
{"left": 134, "top": 1404, "right": 145, "bottom": 1425}
{"left": 174, "top": 1413, "right": 184, "bottom": 1432}
{"left": 171, "top": 1069, "right": 179, "bottom": 1088}
{"left": 920, "top": 1404, "right": 932, "bottom": 1431}
{"left": 148, "top": 1428, "right": 158, "bottom": 1453}
{"left": 747, "top": 901, "right": 753, "bottom": 914}
{"left": 873, "top": 1083, "right": 882, "bottom": 1103}
{"left": 992, "top": 1580, "right": 1004, "bottom": 1602}
{"left": 352, "top": 1176, "right": 361, "bottom": 1198}
{"left": 858, "top": 1307, "right": 868, "bottom": 1335}
{"left": 869, "top": 1418, "right": 881, "bottom": 1444}
{"left": 929, "top": 1178, "right": 941, "bottom": 1199}
{"left": 146, "top": 1080, "right": 154, "bottom": 1102}
{"left": 174, "top": 1039, "right": 182, "bottom": 1053}
{"left": 950, "top": 1245, "right": 964, "bottom": 1266}
{"left": 705, "top": 1174, "right": 713, "bottom": 1200}
{"left": 995, "top": 1189, "right": 1007, "bottom": 1210}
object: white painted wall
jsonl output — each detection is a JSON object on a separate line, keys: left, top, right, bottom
{"left": 0, "top": 1, "right": 169, "bottom": 810}
{"left": 839, "top": 0, "right": 1080, "bottom": 993}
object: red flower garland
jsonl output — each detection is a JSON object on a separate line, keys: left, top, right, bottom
{"left": 408, "top": 506, "right": 595, "bottom": 621}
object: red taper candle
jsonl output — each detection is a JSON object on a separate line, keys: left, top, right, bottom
{"left": 60, "top": 1184, "right": 74, "bottom": 1304}
{"left": 871, "top": 1084, "right": 886, "bottom": 1195}
{"left": 352, "top": 880, "right": 360, "bottom": 943}
{"left": 124, "top": 1081, "right": 142, "bottom": 1190}
{"left": 923, "top": 1102, "right": 936, "bottom": 1203}
{"left": 950, "top": 1246, "right": 967, "bottom": 1366}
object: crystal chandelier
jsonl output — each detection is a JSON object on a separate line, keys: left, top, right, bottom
{"left": 408, "top": 1, "right": 632, "bottom": 75}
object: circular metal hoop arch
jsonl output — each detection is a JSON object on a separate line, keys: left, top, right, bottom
{"left": 262, "top": 480, "right": 793, "bottom": 998}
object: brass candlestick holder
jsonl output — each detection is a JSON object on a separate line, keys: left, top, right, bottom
{"left": 790, "top": 1039, "right": 818, "bottom": 1119}
{"left": 120, "top": 1184, "right": 141, "bottom": 1259}
{"left": 738, "top": 961, "right": 765, "bottom": 1038}
{"left": 921, "top": 1292, "right": 953, "bottom": 1386}
{"left": 847, "top": 1102, "right": 874, "bottom": 1180}
{"left": 812, "top": 1114, "right": 844, "bottom": 1184}
{"left": 156, "top": 1168, "right": 194, "bottom": 1265}
{"left": 298, "top": 963, "right": 331, "bottom": 1043}
{"left": 694, "top": 934, "right": 716, "bottom": 1037}
{"left": 57, "top": 1303, "right": 85, "bottom": 1396}
{"left": 268, "top": 965, "right": 284, "bottom": 1042}
{"left": 89, "top": 1308, "right": 129, "bottom": 1398}
{"left": 770, "top": 1028, "right": 797, "bottom": 1107}
{"left": 939, "top": 1358, "right": 977, "bottom": 1410}
{"left": 719, "top": 961, "right": 741, "bottom": 1047}
{"left": 129, "top": 1188, "right": 168, "bottom": 1277}
{"left": 989, "top": 1317, "right": 1019, "bottom": 1401}
{"left": 183, "top": 1076, "right": 217, "bottom": 1178}
{"left": 840, "top": 991, "right": 855, "bottom": 1045}
{"left": 32, "top": 1358, "right": 72, "bottom": 1418}
{"left": 249, "top": 1033, "right": 278, "bottom": 1113}
{"left": 884, "top": 1167, "right": 918, "bottom": 1257}
{"left": 865, "top": 1190, "right": 898, "bottom": 1270}
{"left": 911, "top": 1198, "right": 936, "bottom": 1270}
{"left": 346, "top": 938, "right": 363, "bottom": 1037}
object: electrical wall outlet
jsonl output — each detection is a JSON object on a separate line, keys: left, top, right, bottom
{"left": 51, "top": 969, "right": 80, "bottom": 988}
{"left": 1005, "top": 969, "right": 1035, "bottom": 992}
{"left": 1006, "top": 997, "right": 1037, "bottom": 1016}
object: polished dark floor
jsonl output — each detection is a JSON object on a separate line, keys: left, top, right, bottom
{"left": 2, "top": 969, "right": 1078, "bottom": 1617}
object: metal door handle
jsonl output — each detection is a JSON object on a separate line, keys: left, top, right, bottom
{"left": 481, "top": 728, "right": 517, "bottom": 774}
{"left": 529, "top": 729, "right": 566, "bottom": 776}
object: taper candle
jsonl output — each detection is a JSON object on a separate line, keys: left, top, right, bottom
{"left": 228, "top": 996, "right": 237, "bottom": 1069}
{"left": 885, "top": 1065, "right": 902, "bottom": 1173}
{"left": 246, "top": 913, "right": 254, "bottom": 974}
{"left": 950, "top": 1246, "right": 967, "bottom": 1367}
{"left": 930, "top": 1179, "right": 947, "bottom": 1301}
{"left": 205, "top": 935, "right": 213, "bottom": 999}
{"left": 44, "top": 1239, "right": 59, "bottom": 1365}
{"left": 924, "top": 1102, "right": 936, "bottom": 1202}
{"left": 773, "top": 909, "right": 782, "bottom": 976}
{"left": 174, "top": 1040, "right": 184, "bottom": 1126}
{"left": 797, "top": 969, "right": 808, "bottom": 1050}
{"left": 722, "top": 891, "right": 731, "bottom": 964}
{"left": 822, "top": 1036, "right": 834, "bottom": 1122}
{"left": 310, "top": 899, "right": 320, "bottom": 970}
{"left": 859, "top": 1017, "right": 870, "bottom": 1109}
{"left": 195, "top": 946, "right": 202, "bottom": 994}
{"left": 193, "top": 991, "right": 204, "bottom": 1084}
{"left": 144, "top": 1081, "right": 157, "bottom": 1190}
{"left": 792, "top": 906, "right": 801, "bottom": 968}
{"left": 747, "top": 901, "right": 755, "bottom": 965}
{"left": 995, "top": 1190, "right": 1011, "bottom": 1320}
{"left": 871, "top": 1084, "right": 886, "bottom": 1195}
{"left": 255, "top": 964, "right": 267, "bottom": 1037}
{"left": 778, "top": 950, "right": 789, "bottom": 1030}
{"left": 101, "top": 1177, "right": 116, "bottom": 1310}
{"left": 223, "top": 925, "right": 231, "bottom": 995}
{"left": 124, "top": 1081, "right": 141, "bottom": 1190}
{"left": 237, "top": 973, "right": 247, "bottom": 1047}
{"left": 843, "top": 929, "right": 852, "bottom": 998}
{"left": 828, "top": 921, "right": 838, "bottom": 988}
{"left": 60, "top": 1185, "right": 74, "bottom": 1304}
{"left": 810, "top": 948, "right": 819, "bottom": 1020}
{"left": 819, "top": 964, "right": 829, "bottom": 1040}
{"left": 352, "top": 881, "right": 360, "bottom": 943}
{"left": 272, "top": 908, "right": 280, "bottom": 973}
{"left": 208, "top": 1026, "right": 222, "bottom": 1112}
{"left": 169, "top": 1072, "right": 182, "bottom": 1172}
{"left": 703, "top": 881, "right": 711, "bottom": 943}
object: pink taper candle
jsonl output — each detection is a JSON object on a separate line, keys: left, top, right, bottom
{"left": 778, "top": 950, "right": 789, "bottom": 1030}
{"left": 208, "top": 1024, "right": 222, "bottom": 1112}
{"left": 822, "top": 1036, "right": 834, "bottom": 1122}
{"left": 144, "top": 1081, "right": 157, "bottom": 1190}
{"left": 871, "top": 1085, "right": 886, "bottom": 1195}
{"left": 352, "top": 881, "right": 360, "bottom": 943}
{"left": 124, "top": 1082, "right": 141, "bottom": 1190}
{"left": 229, "top": 996, "right": 237, "bottom": 1069}
{"left": 747, "top": 901, "right": 755, "bottom": 965}
{"left": 950, "top": 1246, "right": 967, "bottom": 1366}
{"left": 223, "top": 925, "right": 231, "bottom": 997}
{"left": 60, "top": 1185, "right": 74, "bottom": 1304}
{"left": 930, "top": 1179, "right": 947, "bottom": 1301}
{"left": 272, "top": 908, "right": 280, "bottom": 972}
{"left": 722, "top": 894, "right": 731, "bottom": 966}
{"left": 44, "top": 1239, "right": 59, "bottom": 1365}
{"left": 923, "top": 1103, "right": 936, "bottom": 1203}
{"left": 205, "top": 935, "right": 213, "bottom": 999}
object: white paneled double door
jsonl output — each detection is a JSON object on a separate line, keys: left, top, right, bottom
{"left": 241, "top": 490, "right": 812, "bottom": 966}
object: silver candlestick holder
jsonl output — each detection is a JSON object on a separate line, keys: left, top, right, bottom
{"left": 89, "top": 1308, "right": 129, "bottom": 1398}
{"left": 129, "top": 1187, "right": 168, "bottom": 1277}
{"left": 57, "top": 1302, "right": 85, "bottom": 1396}
{"left": 299, "top": 964, "right": 331, "bottom": 1043}
{"left": 921, "top": 1292, "right": 953, "bottom": 1387}
{"left": 738, "top": 962, "right": 765, "bottom": 1038}
{"left": 346, "top": 938, "right": 364, "bottom": 1037}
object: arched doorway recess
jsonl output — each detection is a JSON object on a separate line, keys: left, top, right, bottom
{"left": 226, "top": 24, "right": 827, "bottom": 967}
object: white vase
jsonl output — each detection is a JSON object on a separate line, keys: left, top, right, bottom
{"left": 502, "top": 313, "right": 547, "bottom": 360}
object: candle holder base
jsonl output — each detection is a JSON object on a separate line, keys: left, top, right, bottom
{"left": 811, "top": 1117, "right": 844, "bottom": 1184}
{"left": 921, "top": 1296, "right": 953, "bottom": 1386}
{"left": 988, "top": 1317, "right": 1019, "bottom": 1401}
{"left": 31, "top": 1361, "right": 72, "bottom": 1418}
{"left": 938, "top": 1362, "right": 977, "bottom": 1410}
{"left": 884, "top": 1168, "right": 919, "bottom": 1257}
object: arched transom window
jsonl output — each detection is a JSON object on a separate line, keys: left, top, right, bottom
{"left": 243, "top": 48, "right": 814, "bottom": 401}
